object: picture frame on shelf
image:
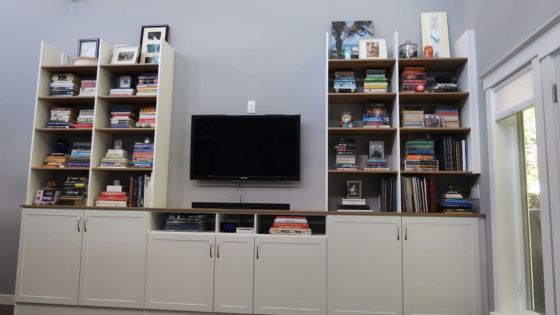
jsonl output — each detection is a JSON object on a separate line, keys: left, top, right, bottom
{"left": 359, "top": 38, "right": 388, "bottom": 59}
{"left": 77, "top": 38, "right": 100, "bottom": 59}
{"left": 116, "top": 75, "right": 133, "bottom": 89}
{"left": 420, "top": 12, "right": 451, "bottom": 58}
{"left": 346, "top": 180, "right": 362, "bottom": 199}
{"left": 369, "top": 141, "right": 384, "bottom": 159}
{"left": 330, "top": 21, "right": 374, "bottom": 59}
{"left": 111, "top": 45, "right": 139, "bottom": 64}
{"left": 139, "top": 24, "right": 169, "bottom": 64}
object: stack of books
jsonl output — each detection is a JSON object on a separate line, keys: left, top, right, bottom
{"left": 131, "top": 140, "right": 154, "bottom": 168}
{"left": 333, "top": 71, "right": 356, "bottom": 93}
{"left": 136, "top": 74, "right": 158, "bottom": 96}
{"left": 59, "top": 176, "right": 88, "bottom": 205}
{"left": 128, "top": 174, "right": 153, "bottom": 207}
{"left": 334, "top": 138, "right": 357, "bottom": 170}
{"left": 436, "top": 106, "right": 460, "bottom": 128}
{"left": 50, "top": 73, "right": 79, "bottom": 96}
{"left": 401, "top": 108, "right": 424, "bottom": 127}
{"left": 75, "top": 108, "right": 94, "bottom": 129}
{"left": 366, "top": 158, "right": 387, "bottom": 169}
{"left": 437, "top": 137, "right": 467, "bottom": 171}
{"left": 95, "top": 181, "right": 127, "bottom": 207}
{"left": 402, "top": 67, "right": 426, "bottom": 92}
{"left": 34, "top": 186, "right": 62, "bottom": 205}
{"left": 109, "top": 88, "right": 135, "bottom": 96}
{"left": 439, "top": 186, "right": 473, "bottom": 212}
{"left": 79, "top": 79, "right": 96, "bottom": 96}
{"left": 67, "top": 142, "right": 91, "bottom": 168}
{"left": 337, "top": 198, "right": 370, "bottom": 212}
{"left": 404, "top": 138, "right": 438, "bottom": 171}
{"left": 363, "top": 104, "right": 390, "bottom": 128}
{"left": 164, "top": 214, "right": 209, "bottom": 232}
{"left": 401, "top": 176, "right": 438, "bottom": 213}
{"left": 100, "top": 148, "right": 129, "bottom": 168}
{"left": 110, "top": 105, "right": 137, "bottom": 128}
{"left": 42, "top": 153, "right": 68, "bottom": 168}
{"left": 47, "top": 107, "right": 76, "bottom": 128}
{"left": 363, "top": 69, "right": 388, "bottom": 93}
{"left": 136, "top": 106, "right": 157, "bottom": 128}
{"left": 269, "top": 216, "right": 311, "bottom": 235}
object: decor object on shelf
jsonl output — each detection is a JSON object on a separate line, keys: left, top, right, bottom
{"left": 346, "top": 180, "right": 362, "bottom": 199}
{"left": 402, "top": 67, "right": 426, "bottom": 92}
{"left": 339, "top": 111, "right": 354, "bottom": 128}
{"left": 330, "top": 21, "right": 374, "bottom": 59}
{"left": 366, "top": 141, "right": 388, "bottom": 170}
{"left": 100, "top": 140, "right": 129, "bottom": 168}
{"left": 363, "top": 103, "right": 391, "bottom": 128}
{"left": 77, "top": 38, "right": 100, "bottom": 59}
{"left": 139, "top": 24, "right": 169, "bottom": 64}
{"left": 60, "top": 53, "right": 72, "bottom": 65}
{"left": 423, "top": 45, "right": 434, "bottom": 58}
{"left": 333, "top": 71, "right": 356, "bottom": 93}
{"left": 358, "top": 38, "right": 387, "bottom": 59}
{"left": 33, "top": 181, "right": 61, "bottom": 206}
{"left": 73, "top": 57, "right": 97, "bottom": 66}
{"left": 420, "top": 12, "right": 451, "bottom": 58}
{"left": 399, "top": 41, "right": 418, "bottom": 58}
{"left": 111, "top": 45, "right": 139, "bottom": 64}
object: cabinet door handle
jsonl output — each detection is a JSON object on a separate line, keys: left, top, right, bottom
{"left": 78, "top": 218, "right": 81, "bottom": 232}
{"left": 397, "top": 225, "right": 400, "bottom": 240}
{"left": 217, "top": 242, "right": 221, "bottom": 258}
{"left": 84, "top": 217, "right": 88, "bottom": 232}
{"left": 256, "top": 243, "right": 260, "bottom": 259}
{"left": 210, "top": 241, "right": 213, "bottom": 258}
{"left": 404, "top": 224, "right": 408, "bottom": 241}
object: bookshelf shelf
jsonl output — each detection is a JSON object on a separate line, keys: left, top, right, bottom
{"left": 31, "top": 167, "right": 89, "bottom": 171}
{"left": 98, "top": 95, "right": 158, "bottom": 104}
{"left": 328, "top": 169, "right": 398, "bottom": 175}
{"left": 329, "top": 92, "right": 396, "bottom": 103}
{"left": 92, "top": 167, "right": 153, "bottom": 172}
{"left": 398, "top": 58, "right": 468, "bottom": 71}
{"left": 328, "top": 59, "right": 395, "bottom": 71}
{"left": 101, "top": 63, "right": 159, "bottom": 74}
{"left": 42, "top": 64, "right": 98, "bottom": 75}
{"left": 35, "top": 128, "right": 92, "bottom": 134}
{"left": 94, "top": 128, "right": 155, "bottom": 134}
{"left": 38, "top": 96, "right": 95, "bottom": 104}
{"left": 328, "top": 127, "right": 397, "bottom": 135}
{"left": 400, "top": 171, "right": 477, "bottom": 176}
{"left": 399, "top": 92, "right": 469, "bottom": 103}
{"left": 399, "top": 127, "right": 471, "bottom": 135}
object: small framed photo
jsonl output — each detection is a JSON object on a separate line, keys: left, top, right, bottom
{"left": 116, "top": 75, "right": 132, "bottom": 89}
{"left": 346, "top": 180, "right": 362, "bottom": 199}
{"left": 77, "top": 38, "right": 100, "bottom": 59}
{"left": 359, "top": 38, "right": 388, "bottom": 59}
{"left": 139, "top": 24, "right": 169, "bottom": 64}
{"left": 369, "top": 141, "right": 385, "bottom": 159}
{"left": 111, "top": 46, "right": 139, "bottom": 64}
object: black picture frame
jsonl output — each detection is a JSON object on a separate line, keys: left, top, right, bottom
{"left": 77, "top": 38, "right": 100, "bottom": 59}
{"left": 139, "top": 24, "right": 169, "bottom": 63}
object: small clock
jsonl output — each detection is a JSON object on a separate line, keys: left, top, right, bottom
{"left": 78, "top": 38, "right": 100, "bottom": 59}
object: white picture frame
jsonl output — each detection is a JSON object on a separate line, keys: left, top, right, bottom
{"left": 111, "top": 46, "right": 139, "bottom": 64}
{"left": 420, "top": 12, "right": 451, "bottom": 58}
{"left": 346, "top": 180, "right": 362, "bottom": 199}
{"left": 139, "top": 25, "right": 169, "bottom": 64}
{"left": 369, "top": 141, "right": 385, "bottom": 160}
{"left": 359, "top": 38, "right": 388, "bottom": 59}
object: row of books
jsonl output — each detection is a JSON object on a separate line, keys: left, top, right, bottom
{"left": 109, "top": 105, "right": 157, "bottom": 128}
{"left": 46, "top": 107, "right": 93, "bottom": 129}
{"left": 404, "top": 139, "right": 438, "bottom": 171}
{"left": 164, "top": 214, "right": 209, "bottom": 232}
{"left": 401, "top": 106, "right": 461, "bottom": 128}
{"left": 269, "top": 216, "right": 311, "bottom": 235}
{"left": 440, "top": 187, "right": 473, "bottom": 212}
{"left": 136, "top": 74, "right": 158, "bottom": 96}
{"left": 437, "top": 137, "right": 467, "bottom": 171}
{"left": 401, "top": 67, "right": 426, "bottom": 92}
{"left": 131, "top": 141, "right": 154, "bottom": 168}
{"left": 94, "top": 175, "right": 153, "bottom": 207}
{"left": 334, "top": 138, "right": 357, "bottom": 170}
{"left": 401, "top": 176, "right": 437, "bottom": 213}
{"left": 80, "top": 80, "right": 97, "bottom": 96}
{"left": 42, "top": 142, "right": 91, "bottom": 168}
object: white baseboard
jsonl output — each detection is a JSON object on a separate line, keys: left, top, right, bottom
{"left": 0, "top": 294, "right": 14, "bottom": 305}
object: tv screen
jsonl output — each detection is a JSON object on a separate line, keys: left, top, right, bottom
{"left": 190, "top": 115, "right": 301, "bottom": 181}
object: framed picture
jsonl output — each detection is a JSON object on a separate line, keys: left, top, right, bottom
{"left": 420, "top": 12, "right": 451, "bottom": 58}
{"left": 111, "top": 46, "right": 139, "bottom": 64}
{"left": 139, "top": 24, "right": 169, "bottom": 64}
{"left": 331, "top": 21, "right": 374, "bottom": 59}
{"left": 116, "top": 75, "right": 132, "bottom": 89}
{"left": 369, "top": 141, "right": 385, "bottom": 159}
{"left": 77, "top": 38, "right": 100, "bottom": 59}
{"left": 359, "top": 38, "right": 388, "bottom": 59}
{"left": 346, "top": 180, "right": 362, "bottom": 199}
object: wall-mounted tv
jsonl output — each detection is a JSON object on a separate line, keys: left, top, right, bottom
{"left": 190, "top": 115, "right": 301, "bottom": 181}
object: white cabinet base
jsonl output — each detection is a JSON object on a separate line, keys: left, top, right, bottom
{"left": 15, "top": 303, "right": 143, "bottom": 315}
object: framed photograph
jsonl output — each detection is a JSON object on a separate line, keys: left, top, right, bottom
{"left": 77, "top": 38, "right": 100, "bottom": 59}
{"left": 346, "top": 180, "right": 362, "bottom": 199}
{"left": 421, "top": 12, "right": 451, "bottom": 58}
{"left": 116, "top": 75, "right": 132, "bottom": 89}
{"left": 331, "top": 21, "right": 374, "bottom": 59}
{"left": 369, "top": 141, "right": 385, "bottom": 159}
{"left": 139, "top": 24, "right": 169, "bottom": 64}
{"left": 359, "top": 38, "right": 388, "bottom": 59}
{"left": 111, "top": 46, "right": 139, "bottom": 64}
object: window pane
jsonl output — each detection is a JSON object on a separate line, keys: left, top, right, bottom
{"left": 520, "top": 107, "right": 545, "bottom": 313}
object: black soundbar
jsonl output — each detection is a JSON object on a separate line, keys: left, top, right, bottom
{"left": 192, "top": 202, "right": 290, "bottom": 210}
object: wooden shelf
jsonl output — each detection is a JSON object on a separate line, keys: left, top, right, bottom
{"left": 400, "top": 171, "right": 477, "bottom": 176}
{"left": 400, "top": 127, "right": 471, "bottom": 135}
{"left": 100, "top": 63, "right": 159, "bottom": 75}
{"left": 92, "top": 167, "right": 153, "bottom": 172}
{"left": 95, "top": 128, "right": 155, "bottom": 134}
{"left": 98, "top": 95, "right": 157, "bottom": 104}
{"left": 399, "top": 92, "right": 469, "bottom": 103}
{"left": 35, "top": 128, "right": 92, "bottom": 134}
{"left": 398, "top": 58, "right": 468, "bottom": 71}
{"left": 329, "top": 169, "right": 398, "bottom": 175}
{"left": 42, "top": 64, "right": 98, "bottom": 75}
{"left": 329, "top": 93, "right": 396, "bottom": 104}
{"left": 32, "top": 166, "right": 89, "bottom": 171}
{"left": 38, "top": 96, "right": 95, "bottom": 104}
{"left": 328, "top": 59, "right": 396, "bottom": 71}
{"left": 328, "top": 127, "right": 397, "bottom": 135}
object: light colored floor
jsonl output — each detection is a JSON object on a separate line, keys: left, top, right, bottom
{"left": 0, "top": 305, "right": 13, "bottom": 315}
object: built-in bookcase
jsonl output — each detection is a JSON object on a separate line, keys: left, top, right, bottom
{"left": 25, "top": 40, "right": 175, "bottom": 207}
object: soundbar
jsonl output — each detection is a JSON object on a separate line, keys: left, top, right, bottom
{"left": 192, "top": 202, "right": 290, "bottom": 210}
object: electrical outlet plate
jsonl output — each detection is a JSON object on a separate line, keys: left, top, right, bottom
{"left": 247, "top": 100, "right": 256, "bottom": 113}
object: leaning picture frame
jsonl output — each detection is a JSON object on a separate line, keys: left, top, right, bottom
{"left": 111, "top": 46, "right": 139, "bottom": 64}
{"left": 359, "top": 38, "right": 388, "bottom": 59}
{"left": 139, "top": 24, "right": 169, "bottom": 64}
{"left": 77, "top": 38, "right": 100, "bottom": 59}
{"left": 346, "top": 180, "right": 362, "bottom": 199}
{"left": 420, "top": 12, "right": 451, "bottom": 58}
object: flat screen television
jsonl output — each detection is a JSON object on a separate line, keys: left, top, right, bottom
{"left": 190, "top": 115, "right": 301, "bottom": 181}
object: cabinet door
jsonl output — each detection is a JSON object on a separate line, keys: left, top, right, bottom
{"left": 254, "top": 235, "right": 326, "bottom": 315}
{"left": 145, "top": 232, "right": 215, "bottom": 312}
{"left": 214, "top": 234, "right": 254, "bottom": 314}
{"left": 402, "top": 217, "right": 481, "bottom": 315}
{"left": 78, "top": 210, "right": 149, "bottom": 308}
{"left": 15, "top": 208, "right": 83, "bottom": 305}
{"left": 327, "top": 216, "right": 402, "bottom": 315}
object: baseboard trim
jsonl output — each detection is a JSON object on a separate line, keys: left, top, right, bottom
{"left": 0, "top": 294, "right": 14, "bottom": 305}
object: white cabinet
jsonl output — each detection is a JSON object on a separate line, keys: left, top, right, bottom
{"left": 254, "top": 235, "right": 327, "bottom": 315}
{"left": 78, "top": 210, "right": 149, "bottom": 309}
{"left": 327, "top": 216, "right": 402, "bottom": 315}
{"left": 15, "top": 209, "right": 83, "bottom": 305}
{"left": 402, "top": 217, "right": 481, "bottom": 315}
{"left": 145, "top": 232, "right": 215, "bottom": 312}
{"left": 214, "top": 234, "right": 255, "bottom": 314}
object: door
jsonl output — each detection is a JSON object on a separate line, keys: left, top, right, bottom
{"left": 402, "top": 217, "right": 481, "bottom": 315}
{"left": 254, "top": 235, "right": 327, "bottom": 315}
{"left": 327, "top": 216, "right": 402, "bottom": 315}
{"left": 78, "top": 210, "right": 149, "bottom": 308}
{"left": 145, "top": 232, "right": 215, "bottom": 312}
{"left": 214, "top": 234, "right": 254, "bottom": 314}
{"left": 15, "top": 208, "right": 83, "bottom": 305}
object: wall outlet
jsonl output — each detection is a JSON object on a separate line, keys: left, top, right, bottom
{"left": 470, "top": 184, "right": 480, "bottom": 199}
{"left": 247, "top": 100, "right": 256, "bottom": 113}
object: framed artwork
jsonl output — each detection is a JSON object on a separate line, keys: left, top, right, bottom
{"left": 346, "top": 180, "right": 362, "bottom": 199}
{"left": 369, "top": 141, "right": 385, "bottom": 159}
{"left": 139, "top": 24, "right": 169, "bottom": 64}
{"left": 111, "top": 46, "right": 139, "bottom": 64}
{"left": 77, "top": 38, "right": 100, "bottom": 59}
{"left": 420, "top": 12, "right": 451, "bottom": 58}
{"left": 331, "top": 21, "right": 374, "bottom": 59}
{"left": 116, "top": 75, "right": 133, "bottom": 88}
{"left": 359, "top": 38, "right": 388, "bottom": 59}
